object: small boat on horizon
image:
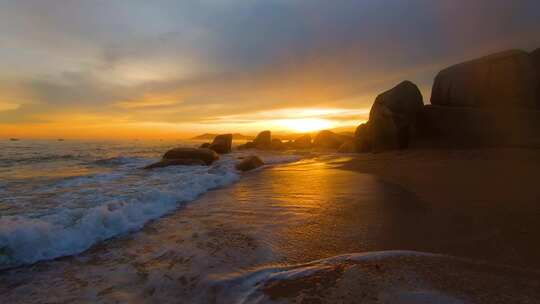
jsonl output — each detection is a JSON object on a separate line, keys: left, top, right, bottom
{"left": 9, "top": 138, "right": 20, "bottom": 141}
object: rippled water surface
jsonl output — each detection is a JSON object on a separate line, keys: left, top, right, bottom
{"left": 1, "top": 145, "right": 538, "bottom": 303}
{"left": 0, "top": 139, "right": 298, "bottom": 269}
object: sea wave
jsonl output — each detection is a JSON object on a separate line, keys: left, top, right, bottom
{"left": 91, "top": 156, "right": 147, "bottom": 167}
{"left": 0, "top": 154, "right": 77, "bottom": 167}
{"left": 0, "top": 159, "right": 239, "bottom": 269}
{"left": 0, "top": 151, "right": 302, "bottom": 269}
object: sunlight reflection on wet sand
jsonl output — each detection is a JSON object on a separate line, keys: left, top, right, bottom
{"left": 0, "top": 157, "right": 443, "bottom": 303}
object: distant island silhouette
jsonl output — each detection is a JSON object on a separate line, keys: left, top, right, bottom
{"left": 191, "top": 133, "right": 254, "bottom": 141}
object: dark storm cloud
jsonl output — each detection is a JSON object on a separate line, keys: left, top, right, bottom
{"left": 0, "top": 0, "right": 539, "bottom": 126}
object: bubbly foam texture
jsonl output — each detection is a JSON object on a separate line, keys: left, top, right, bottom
{"left": 0, "top": 159, "right": 239, "bottom": 269}
{"left": 0, "top": 148, "right": 301, "bottom": 269}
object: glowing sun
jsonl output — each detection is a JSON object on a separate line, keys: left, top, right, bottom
{"left": 277, "top": 118, "right": 333, "bottom": 133}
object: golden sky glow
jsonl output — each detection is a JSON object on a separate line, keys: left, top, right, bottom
{"left": 274, "top": 119, "right": 333, "bottom": 133}
{"left": 0, "top": 1, "right": 539, "bottom": 139}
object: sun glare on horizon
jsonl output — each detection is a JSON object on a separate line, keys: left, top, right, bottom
{"left": 275, "top": 118, "right": 334, "bottom": 133}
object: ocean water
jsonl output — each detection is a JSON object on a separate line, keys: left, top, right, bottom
{"left": 0, "top": 139, "right": 299, "bottom": 269}
{"left": 1, "top": 145, "right": 539, "bottom": 303}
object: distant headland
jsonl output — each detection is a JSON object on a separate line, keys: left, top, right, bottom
{"left": 191, "top": 133, "right": 254, "bottom": 141}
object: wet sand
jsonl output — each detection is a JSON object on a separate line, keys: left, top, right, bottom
{"left": 340, "top": 148, "right": 540, "bottom": 269}
{"left": 1, "top": 153, "right": 539, "bottom": 303}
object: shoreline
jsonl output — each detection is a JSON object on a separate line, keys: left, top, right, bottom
{"left": 2, "top": 150, "right": 540, "bottom": 303}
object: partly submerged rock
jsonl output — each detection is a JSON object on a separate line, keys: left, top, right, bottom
{"left": 253, "top": 130, "right": 272, "bottom": 149}
{"left": 143, "top": 159, "right": 206, "bottom": 169}
{"left": 162, "top": 147, "right": 219, "bottom": 165}
{"left": 292, "top": 134, "right": 312, "bottom": 149}
{"left": 209, "top": 134, "right": 233, "bottom": 154}
{"left": 235, "top": 156, "right": 264, "bottom": 172}
{"left": 431, "top": 49, "right": 538, "bottom": 108}
{"left": 313, "top": 130, "right": 345, "bottom": 149}
{"left": 368, "top": 80, "right": 424, "bottom": 151}
{"left": 237, "top": 141, "right": 256, "bottom": 150}
{"left": 270, "top": 138, "right": 286, "bottom": 151}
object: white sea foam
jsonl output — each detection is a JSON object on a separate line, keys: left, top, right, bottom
{"left": 211, "top": 251, "right": 467, "bottom": 304}
{"left": 0, "top": 167, "right": 238, "bottom": 268}
{"left": 0, "top": 149, "right": 302, "bottom": 269}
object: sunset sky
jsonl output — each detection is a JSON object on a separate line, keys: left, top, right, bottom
{"left": 1, "top": 0, "right": 539, "bottom": 139}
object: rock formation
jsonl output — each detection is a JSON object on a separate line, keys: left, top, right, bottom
{"left": 238, "top": 130, "right": 273, "bottom": 150}
{"left": 313, "top": 130, "right": 346, "bottom": 149}
{"left": 292, "top": 134, "right": 312, "bottom": 149}
{"left": 238, "top": 141, "right": 255, "bottom": 150}
{"left": 353, "top": 81, "right": 424, "bottom": 152}
{"left": 253, "top": 130, "right": 272, "bottom": 149}
{"left": 354, "top": 123, "right": 371, "bottom": 152}
{"left": 144, "top": 159, "right": 206, "bottom": 169}
{"left": 415, "top": 48, "right": 540, "bottom": 148}
{"left": 162, "top": 147, "right": 219, "bottom": 165}
{"left": 144, "top": 147, "right": 219, "bottom": 169}
{"left": 235, "top": 156, "right": 264, "bottom": 171}
{"left": 431, "top": 50, "right": 538, "bottom": 108}
{"left": 370, "top": 81, "right": 424, "bottom": 151}
{"left": 208, "top": 134, "right": 232, "bottom": 154}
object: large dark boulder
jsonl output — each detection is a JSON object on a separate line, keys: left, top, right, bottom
{"left": 368, "top": 80, "right": 424, "bottom": 151}
{"left": 431, "top": 50, "right": 538, "bottom": 108}
{"left": 253, "top": 130, "right": 272, "bottom": 149}
{"left": 144, "top": 147, "right": 218, "bottom": 169}
{"left": 292, "top": 134, "right": 312, "bottom": 149}
{"left": 354, "top": 123, "right": 372, "bottom": 152}
{"left": 163, "top": 147, "right": 219, "bottom": 165}
{"left": 209, "top": 134, "right": 232, "bottom": 154}
{"left": 235, "top": 156, "right": 264, "bottom": 172}
{"left": 313, "top": 130, "right": 345, "bottom": 149}
{"left": 144, "top": 159, "right": 206, "bottom": 169}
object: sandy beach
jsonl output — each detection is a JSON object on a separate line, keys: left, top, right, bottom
{"left": 341, "top": 148, "right": 540, "bottom": 269}
{"left": 2, "top": 150, "right": 540, "bottom": 303}
{"left": 2, "top": 2, "right": 539, "bottom": 303}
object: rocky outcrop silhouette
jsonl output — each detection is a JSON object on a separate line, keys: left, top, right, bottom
{"left": 353, "top": 81, "right": 424, "bottom": 152}
{"left": 209, "top": 134, "right": 233, "bottom": 154}
{"left": 313, "top": 130, "right": 346, "bottom": 149}
{"left": 292, "top": 134, "right": 312, "bottom": 149}
{"left": 144, "top": 147, "right": 219, "bottom": 169}
{"left": 431, "top": 50, "right": 538, "bottom": 108}
{"left": 416, "top": 48, "right": 540, "bottom": 148}
{"left": 253, "top": 130, "right": 272, "bottom": 149}
{"left": 238, "top": 130, "right": 273, "bottom": 150}
{"left": 235, "top": 156, "right": 264, "bottom": 171}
